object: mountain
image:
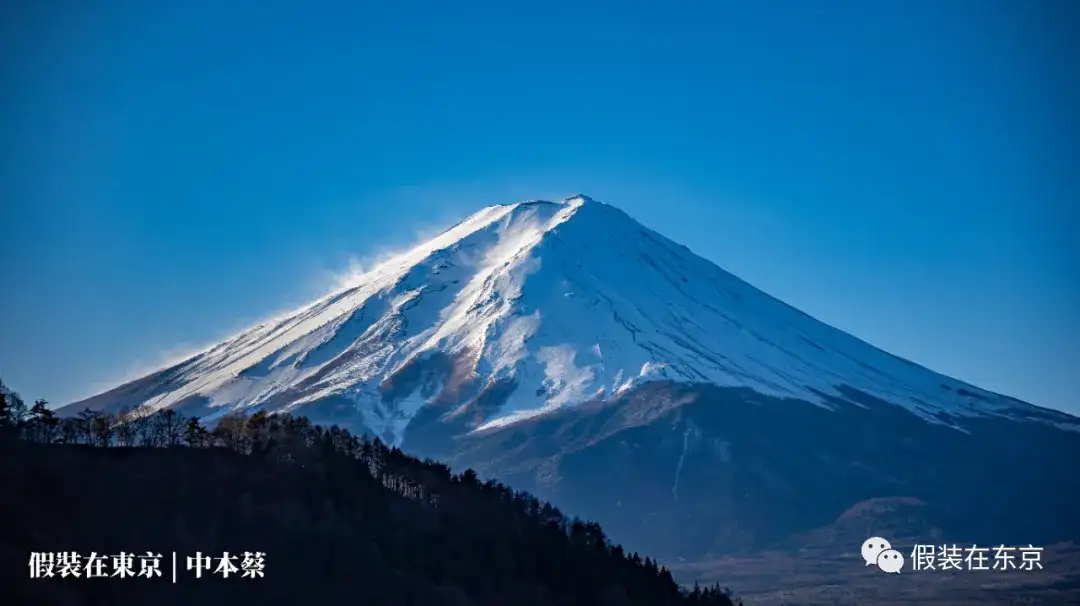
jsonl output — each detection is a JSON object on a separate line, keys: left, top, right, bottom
{"left": 64, "top": 194, "right": 1080, "bottom": 570}
{"left": 63, "top": 194, "right": 1069, "bottom": 435}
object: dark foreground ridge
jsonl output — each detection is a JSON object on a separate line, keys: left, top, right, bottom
{"left": 0, "top": 383, "right": 740, "bottom": 606}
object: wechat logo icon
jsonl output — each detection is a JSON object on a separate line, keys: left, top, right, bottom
{"left": 862, "top": 536, "right": 905, "bottom": 573}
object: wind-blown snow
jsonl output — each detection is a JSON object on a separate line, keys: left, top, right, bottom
{"left": 72, "top": 194, "right": 1061, "bottom": 444}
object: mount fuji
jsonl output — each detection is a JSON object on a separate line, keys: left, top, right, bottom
{"left": 64, "top": 195, "right": 1070, "bottom": 437}
{"left": 64, "top": 194, "right": 1080, "bottom": 564}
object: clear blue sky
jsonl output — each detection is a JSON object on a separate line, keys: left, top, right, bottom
{"left": 1, "top": 0, "right": 1077, "bottom": 414}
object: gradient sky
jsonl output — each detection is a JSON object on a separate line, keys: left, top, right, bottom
{"left": 1, "top": 0, "right": 1077, "bottom": 414}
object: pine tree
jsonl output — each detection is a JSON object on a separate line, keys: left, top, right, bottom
{"left": 0, "top": 389, "right": 13, "bottom": 437}
{"left": 0, "top": 381, "right": 28, "bottom": 439}
{"left": 184, "top": 416, "right": 208, "bottom": 447}
{"left": 28, "top": 399, "right": 58, "bottom": 443}
{"left": 90, "top": 411, "right": 114, "bottom": 447}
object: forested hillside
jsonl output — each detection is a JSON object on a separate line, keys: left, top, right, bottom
{"left": 0, "top": 381, "right": 740, "bottom": 606}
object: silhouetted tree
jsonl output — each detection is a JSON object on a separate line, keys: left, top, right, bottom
{"left": 0, "top": 388, "right": 18, "bottom": 439}
{"left": 129, "top": 409, "right": 156, "bottom": 446}
{"left": 56, "top": 416, "right": 80, "bottom": 444}
{"left": 24, "top": 399, "right": 58, "bottom": 443}
{"left": 155, "top": 409, "right": 185, "bottom": 446}
{"left": 213, "top": 411, "right": 248, "bottom": 452}
{"left": 0, "top": 382, "right": 29, "bottom": 440}
{"left": 90, "top": 411, "right": 114, "bottom": 447}
{"left": 73, "top": 407, "right": 98, "bottom": 444}
{"left": 114, "top": 407, "right": 138, "bottom": 446}
{"left": 184, "top": 416, "right": 208, "bottom": 447}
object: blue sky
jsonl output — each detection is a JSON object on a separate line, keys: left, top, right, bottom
{"left": 1, "top": 0, "right": 1077, "bottom": 414}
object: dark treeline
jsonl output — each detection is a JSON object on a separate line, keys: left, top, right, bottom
{"left": 0, "top": 380, "right": 740, "bottom": 606}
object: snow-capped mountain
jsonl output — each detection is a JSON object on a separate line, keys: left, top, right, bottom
{"left": 64, "top": 194, "right": 1080, "bottom": 565}
{"left": 66, "top": 194, "right": 1068, "bottom": 444}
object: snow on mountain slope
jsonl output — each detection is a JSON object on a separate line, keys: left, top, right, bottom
{"left": 67, "top": 194, "right": 1061, "bottom": 444}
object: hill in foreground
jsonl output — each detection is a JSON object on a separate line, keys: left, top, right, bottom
{"left": 0, "top": 391, "right": 739, "bottom": 606}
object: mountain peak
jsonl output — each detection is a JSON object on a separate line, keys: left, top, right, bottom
{"left": 563, "top": 193, "right": 597, "bottom": 204}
